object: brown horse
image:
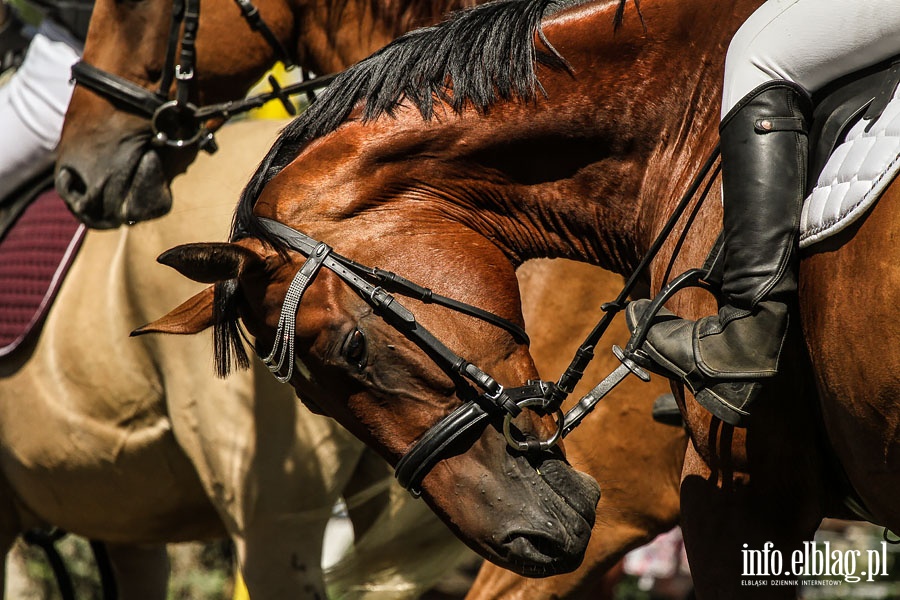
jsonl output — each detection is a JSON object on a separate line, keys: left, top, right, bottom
{"left": 4, "top": 113, "right": 682, "bottom": 598}
{"left": 138, "top": 0, "right": 900, "bottom": 595}
{"left": 48, "top": 0, "right": 686, "bottom": 592}
{"left": 54, "top": 0, "right": 475, "bottom": 227}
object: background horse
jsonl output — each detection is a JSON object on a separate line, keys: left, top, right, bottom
{"left": 141, "top": 0, "right": 900, "bottom": 596}
{"left": 54, "top": 0, "right": 477, "bottom": 227}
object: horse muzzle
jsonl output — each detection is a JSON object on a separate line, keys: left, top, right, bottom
{"left": 56, "top": 147, "right": 175, "bottom": 229}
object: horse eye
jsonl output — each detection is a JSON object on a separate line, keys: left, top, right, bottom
{"left": 343, "top": 328, "right": 367, "bottom": 369}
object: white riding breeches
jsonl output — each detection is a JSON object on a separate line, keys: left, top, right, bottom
{"left": 0, "top": 19, "right": 81, "bottom": 200}
{"left": 723, "top": 0, "right": 900, "bottom": 119}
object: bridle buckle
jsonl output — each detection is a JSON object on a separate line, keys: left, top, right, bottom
{"left": 175, "top": 64, "right": 194, "bottom": 81}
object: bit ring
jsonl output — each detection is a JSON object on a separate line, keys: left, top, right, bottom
{"left": 503, "top": 398, "right": 563, "bottom": 452}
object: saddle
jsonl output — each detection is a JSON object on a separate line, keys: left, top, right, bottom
{"left": 801, "top": 54, "right": 900, "bottom": 248}
{"left": 0, "top": 171, "right": 85, "bottom": 357}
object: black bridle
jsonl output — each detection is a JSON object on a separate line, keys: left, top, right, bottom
{"left": 70, "top": 0, "right": 337, "bottom": 152}
{"left": 255, "top": 218, "right": 565, "bottom": 496}
{"left": 249, "top": 144, "right": 723, "bottom": 496}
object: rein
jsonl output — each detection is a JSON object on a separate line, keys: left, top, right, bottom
{"left": 556, "top": 144, "right": 723, "bottom": 435}
{"left": 70, "top": 0, "right": 337, "bottom": 151}
{"left": 256, "top": 218, "right": 561, "bottom": 496}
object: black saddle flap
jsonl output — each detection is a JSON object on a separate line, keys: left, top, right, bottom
{"left": 808, "top": 54, "right": 900, "bottom": 192}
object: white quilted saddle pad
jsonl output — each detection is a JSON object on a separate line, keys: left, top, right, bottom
{"left": 800, "top": 88, "right": 900, "bottom": 248}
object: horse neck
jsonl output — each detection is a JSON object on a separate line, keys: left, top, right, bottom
{"left": 288, "top": 0, "right": 477, "bottom": 73}
{"left": 499, "top": 0, "right": 762, "bottom": 278}
{"left": 345, "top": 0, "right": 755, "bottom": 276}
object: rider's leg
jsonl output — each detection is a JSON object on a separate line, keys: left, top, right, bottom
{"left": 628, "top": 80, "right": 811, "bottom": 426}
{"left": 627, "top": 0, "right": 900, "bottom": 426}
{"left": 0, "top": 19, "right": 81, "bottom": 201}
{"left": 722, "top": 0, "right": 900, "bottom": 118}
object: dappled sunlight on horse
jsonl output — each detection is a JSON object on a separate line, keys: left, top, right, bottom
{"left": 140, "top": 0, "right": 900, "bottom": 596}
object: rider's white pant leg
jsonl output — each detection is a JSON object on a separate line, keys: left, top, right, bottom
{"left": 0, "top": 20, "right": 81, "bottom": 199}
{"left": 723, "top": 0, "right": 900, "bottom": 118}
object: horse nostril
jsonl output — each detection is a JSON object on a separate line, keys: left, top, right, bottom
{"left": 55, "top": 166, "right": 88, "bottom": 200}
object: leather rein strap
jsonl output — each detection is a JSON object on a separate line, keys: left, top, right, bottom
{"left": 554, "top": 144, "right": 723, "bottom": 435}
{"left": 255, "top": 218, "right": 562, "bottom": 496}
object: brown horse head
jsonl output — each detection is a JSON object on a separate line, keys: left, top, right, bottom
{"left": 136, "top": 0, "right": 674, "bottom": 575}
{"left": 55, "top": 0, "right": 476, "bottom": 228}
{"left": 137, "top": 199, "right": 601, "bottom": 574}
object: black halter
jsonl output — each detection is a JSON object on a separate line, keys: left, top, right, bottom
{"left": 70, "top": 0, "right": 336, "bottom": 152}
{"left": 255, "top": 218, "right": 564, "bottom": 496}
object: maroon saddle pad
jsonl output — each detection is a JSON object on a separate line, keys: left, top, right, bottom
{"left": 0, "top": 187, "right": 85, "bottom": 357}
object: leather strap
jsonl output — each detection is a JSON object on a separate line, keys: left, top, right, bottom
{"left": 395, "top": 381, "right": 554, "bottom": 496}
{"left": 70, "top": 61, "right": 166, "bottom": 118}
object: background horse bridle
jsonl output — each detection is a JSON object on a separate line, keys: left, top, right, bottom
{"left": 70, "top": 0, "right": 336, "bottom": 151}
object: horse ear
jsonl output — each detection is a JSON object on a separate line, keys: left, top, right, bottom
{"left": 132, "top": 286, "right": 216, "bottom": 336}
{"left": 157, "top": 242, "right": 263, "bottom": 283}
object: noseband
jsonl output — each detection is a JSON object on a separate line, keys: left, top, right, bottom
{"left": 70, "top": 0, "right": 336, "bottom": 151}
{"left": 255, "top": 218, "right": 564, "bottom": 496}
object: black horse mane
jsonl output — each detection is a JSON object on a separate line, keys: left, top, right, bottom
{"left": 214, "top": 0, "right": 640, "bottom": 375}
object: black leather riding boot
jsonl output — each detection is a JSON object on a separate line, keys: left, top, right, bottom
{"left": 627, "top": 81, "right": 812, "bottom": 426}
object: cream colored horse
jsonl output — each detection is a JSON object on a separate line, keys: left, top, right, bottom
{"left": 0, "top": 118, "right": 473, "bottom": 599}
